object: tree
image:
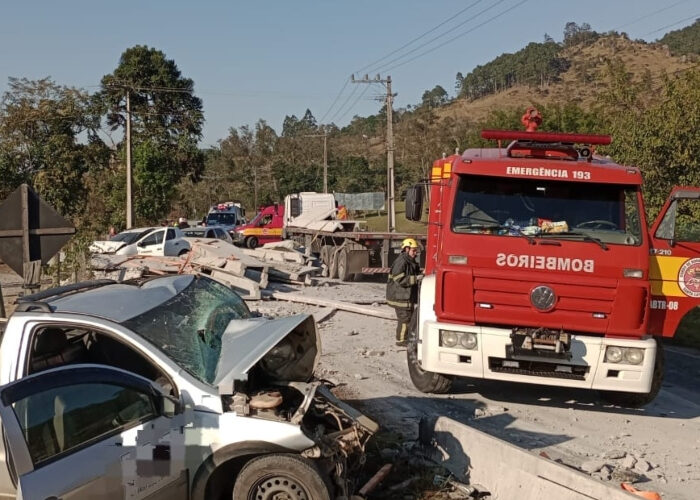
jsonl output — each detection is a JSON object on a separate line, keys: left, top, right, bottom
{"left": 421, "top": 85, "right": 448, "bottom": 108}
{"left": 0, "top": 77, "right": 107, "bottom": 218}
{"left": 98, "top": 46, "right": 204, "bottom": 223}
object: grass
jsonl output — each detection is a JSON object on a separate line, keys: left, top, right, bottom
{"left": 352, "top": 201, "right": 428, "bottom": 234}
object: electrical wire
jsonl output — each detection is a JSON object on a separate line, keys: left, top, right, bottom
{"left": 382, "top": 0, "right": 529, "bottom": 74}
{"left": 336, "top": 83, "right": 372, "bottom": 124}
{"left": 641, "top": 13, "right": 699, "bottom": 37}
{"left": 328, "top": 83, "right": 360, "bottom": 124}
{"left": 319, "top": 77, "right": 350, "bottom": 124}
{"left": 611, "top": 0, "right": 689, "bottom": 31}
{"left": 353, "top": 0, "right": 485, "bottom": 75}
{"left": 364, "top": 0, "right": 509, "bottom": 76}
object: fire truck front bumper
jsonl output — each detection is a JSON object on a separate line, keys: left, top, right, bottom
{"left": 417, "top": 320, "right": 657, "bottom": 393}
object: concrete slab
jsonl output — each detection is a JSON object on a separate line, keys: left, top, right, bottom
{"left": 419, "top": 416, "right": 639, "bottom": 500}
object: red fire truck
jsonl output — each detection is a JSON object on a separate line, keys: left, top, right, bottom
{"left": 404, "top": 117, "right": 699, "bottom": 406}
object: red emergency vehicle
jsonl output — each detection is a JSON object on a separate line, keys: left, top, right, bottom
{"left": 404, "top": 112, "right": 699, "bottom": 406}
{"left": 233, "top": 204, "right": 284, "bottom": 249}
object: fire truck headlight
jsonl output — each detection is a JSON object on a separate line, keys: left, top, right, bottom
{"left": 623, "top": 268, "right": 643, "bottom": 278}
{"left": 623, "top": 348, "right": 644, "bottom": 365}
{"left": 460, "top": 333, "right": 478, "bottom": 350}
{"left": 440, "top": 330, "right": 459, "bottom": 348}
{"left": 605, "top": 346, "right": 624, "bottom": 363}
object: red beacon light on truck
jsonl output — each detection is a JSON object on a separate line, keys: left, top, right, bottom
{"left": 481, "top": 107, "right": 612, "bottom": 162}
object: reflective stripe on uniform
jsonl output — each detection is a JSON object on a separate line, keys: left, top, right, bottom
{"left": 389, "top": 272, "right": 405, "bottom": 281}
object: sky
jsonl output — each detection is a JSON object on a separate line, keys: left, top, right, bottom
{"left": 0, "top": 0, "right": 696, "bottom": 147}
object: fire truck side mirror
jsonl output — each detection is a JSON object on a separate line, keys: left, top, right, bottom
{"left": 405, "top": 185, "right": 423, "bottom": 222}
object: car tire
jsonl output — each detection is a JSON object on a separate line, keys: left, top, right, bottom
{"left": 407, "top": 326, "right": 453, "bottom": 394}
{"left": 246, "top": 236, "right": 259, "bottom": 249}
{"left": 599, "top": 339, "right": 665, "bottom": 408}
{"left": 178, "top": 249, "right": 189, "bottom": 257}
{"left": 232, "top": 453, "right": 331, "bottom": 500}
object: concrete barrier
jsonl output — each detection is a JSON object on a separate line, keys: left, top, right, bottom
{"left": 419, "top": 416, "right": 638, "bottom": 500}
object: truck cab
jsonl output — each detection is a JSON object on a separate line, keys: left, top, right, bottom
{"left": 205, "top": 202, "right": 245, "bottom": 234}
{"left": 233, "top": 204, "right": 284, "bottom": 249}
{"left": 405, "top": 126, "right": 700, "bottom": 406}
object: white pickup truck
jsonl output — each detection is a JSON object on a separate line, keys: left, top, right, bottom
{"left": 0, "top": 275, "right": 376, "bottom": 499}
{"left": 90, "top": 227, "right": 190, "bottom": 257}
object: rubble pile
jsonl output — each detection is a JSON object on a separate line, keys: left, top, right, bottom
{"left": 90, "top": 239, "right": 322, "bottom": 299}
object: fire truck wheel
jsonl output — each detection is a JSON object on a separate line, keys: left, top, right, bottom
{"left": 246, "top": 236, "right": 258, "bottom": 249}
{"left": 599, "top": 339, "right": 665, "bottom": 408}
{"left": 407, "top": 330, "right": 453, "bottom": 394}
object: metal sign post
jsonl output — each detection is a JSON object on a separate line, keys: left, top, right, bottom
{"left": 0, "top": 184, "right": 75, "bottom": 294}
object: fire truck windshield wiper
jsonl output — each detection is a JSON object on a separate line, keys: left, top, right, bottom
{"left": 540, "top": 231, "right": 608, "bottom": 250}
{"left": 457, "top": 223, "right": 537, "bottom": 245}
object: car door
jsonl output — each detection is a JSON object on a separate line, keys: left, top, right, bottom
{"left": 137, "top": 229, "right": 165, "bottom": 256}
{"left": 0, "top": 365, "right": 187, "bottom": 500}
{"left": 648, "top": 187, "right": 700, "bottom": 336}
{"left": 163, "top": 228, "right": 186, "bottom": 256}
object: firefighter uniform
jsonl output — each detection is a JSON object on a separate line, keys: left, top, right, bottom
{"left": 386, "top": 239, "right": 421, "bottom": 345}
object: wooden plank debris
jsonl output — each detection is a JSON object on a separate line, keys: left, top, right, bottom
{"left": 266, "top": 292, "right": 396, "bottom": 320}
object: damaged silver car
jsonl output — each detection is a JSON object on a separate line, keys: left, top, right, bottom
{"left": 0, "top": 274, "right": 377, "bottom": 499}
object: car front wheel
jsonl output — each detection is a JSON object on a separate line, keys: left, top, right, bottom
{"left": 232, "top": 453, "right": 331, "bottom": 500}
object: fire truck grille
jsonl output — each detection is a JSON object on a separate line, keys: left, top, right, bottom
{"left": 489, "top": 357, "right": 589, "bottom": 380}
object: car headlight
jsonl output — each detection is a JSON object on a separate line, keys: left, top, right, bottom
{"left": 460, "top": 332, "right": 478, "bottom": 350}
{"left": 605, "top": 346, "right": 623, "bottom": 363}
{"left": 623, "top": 348, "right": 644, "bottom": 365}
{"left": 441, "top": 330, "right": 459, "bottom": 347}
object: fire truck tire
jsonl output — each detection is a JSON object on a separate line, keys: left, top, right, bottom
{"left": 407, "top": 330, "right": 453, "bottom": 394}
{"left": 337, "top": 250, "right": 354, "bottom": 282}
{"left": 246, "top": 236, "right": 259, "bottom": 249}
{"left": 599, "top": 339, "right": 665, "bottom": 408}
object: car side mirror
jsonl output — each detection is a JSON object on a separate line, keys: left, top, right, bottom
{"left": 137, "top": 241, "right": 145, "bottom": 247}
{"left": 161, "top": 394, "right": 182, "bottom": 417}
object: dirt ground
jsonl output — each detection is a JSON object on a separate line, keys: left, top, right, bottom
{"left": 253, "top": 277, "right": 700, "bottom": 500}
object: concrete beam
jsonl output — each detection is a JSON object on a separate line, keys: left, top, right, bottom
{"left": 419, "top": 416, "right": 638, "bottom": 500}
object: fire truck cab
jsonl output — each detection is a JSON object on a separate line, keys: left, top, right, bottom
{"left": 405, "top": 124, "right": 700, "bottom": 406}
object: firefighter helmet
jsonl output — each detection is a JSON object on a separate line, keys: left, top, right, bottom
{"left": 402, "top": 238, "right": 419, "bottom": 249}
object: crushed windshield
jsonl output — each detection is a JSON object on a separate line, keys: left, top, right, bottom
{"left": 112, "top": 229, "right": 153, "bottom": 244}
{"left": 452, "top": 175, "right": 642, "bottom": 246}
{"left": 122, "top": 276, "right": 250, "bottom": 384}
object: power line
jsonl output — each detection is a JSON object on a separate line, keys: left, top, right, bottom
{"left": 612, "top": 0, "right": 689, "bottom": 31}
{"left": 319, "top": 77, "right": 350, "bottom": 124}
{"left": 383, "top": 0, "right": 529, "bottom": 73}
{"left": 336, "top": 83, "right": 372, "bottom": 123}
{"left": 328, "top": 83, "right": 360, "bottom": 124}
{"left": 364, "top": 0, "right": 509, "bottom": 76}
{"left": 353, "top": 0, "right": 485, "bottom": 75}
{"left": 641, "top": 13, "right": 699, "bottom": 37}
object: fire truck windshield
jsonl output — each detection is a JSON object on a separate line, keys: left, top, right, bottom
{"left": 451, "top": 175, "right": 642, "bottom": 246}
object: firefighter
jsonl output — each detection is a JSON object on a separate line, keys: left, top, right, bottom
{"left": 386, "top": 238, "right": 422, "bottom": 347}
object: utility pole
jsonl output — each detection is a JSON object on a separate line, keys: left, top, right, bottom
{"left": 125, "top": 90, "right": 133, "bottom": 229}
{"left": 352, "top": 74, "right": 395, "bottom": 232}
{"left": 303, "top": 132, "right": 329, "bottom": 193}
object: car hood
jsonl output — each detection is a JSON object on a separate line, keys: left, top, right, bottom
{"left": 89, "top": 240, "right": 126, "bottom": 254}
{"left": 213, "top": 314, "right": 319, "bottom": 394}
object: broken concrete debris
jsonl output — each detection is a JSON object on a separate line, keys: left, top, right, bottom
{"left": 90, "top": 239, "right": 323, "bottom": 300}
